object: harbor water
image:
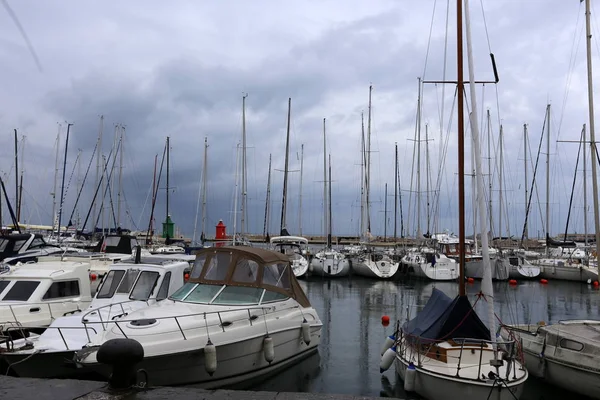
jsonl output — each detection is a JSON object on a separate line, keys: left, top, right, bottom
{"left": 250, "top": 276, "right": 600, "bottom": 399}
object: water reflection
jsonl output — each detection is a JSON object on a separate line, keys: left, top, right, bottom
{"left": 252, "top": 277, "right": 600, "bottom": 399}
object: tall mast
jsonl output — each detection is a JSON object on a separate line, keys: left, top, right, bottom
{"left": 471, "top": 124, "right": 477, "bottom": 251}
{"left": 584, "top": 0, "right": 600, "bottom": 274}
{"left": 366, "top": 85, "right": 372, "bottom": 234}
{"left": 416, "top": 78, "right": 422, "bottom": 237}
{"left": 57, "top": 123, "right": 72, "bottom": 239}
{"left": 328, "top": 154, "right": 332, "bottom": 248}
{"left": 299, "top": 143, "right": 304, "bottom": 236}
{"left": 583, "top": 124, "right": 588, "bottom": 248}
{"left": 394, "top": 142, "right": 398, "bottom": 241}
{"left": 487, "top": 109, "right": 493, "bottom": 238}
{"left": 280, "top": 98, "right": 291, "bottom": 234}
{"left": 457, "top": 0, "right": 466, "bottom": 296}
{"left": 263, "top": 154, "right": 272, "bottom": 238}
{"left": 117, "top": 125, "right": 124, "bottom": 228}
{"left": 51, "top": 124, "right": 61, "bottom": 233}
{"left": 499, "top": 125, "right": 504, "bottom": 239}
{"left": 165, "top": 136, "right": 170, "bottom": 241}
{"left": 14, "top": 129, "right": 18, "bottom": 222}
{"left": 241, "top": 93, "right": 247, "bottom": 237}
{"left": 384, "top": 183, "right": 388, "bottom": 240}
{"left": 545, "top": 104, "right": 551, "bottom": 252}
{"left": 425, "top": 122, "right": 430, "bottom": 235}
{"left": 232, "top": 142, "right": 240, "bottom": 245}
{"left": 323, "top": 118, "right": 327, "bottom": 238}
{"left": 92, "top": 116, "right": 103, "bottom": 235}
{"left": 360, "top": 113, "right": 365, "bottom": 237}
{"left": 201, "top": 137, "right": 208, "bottom": 244}
{"left": 523, "top": 124, "right": 528, "bottom": 240}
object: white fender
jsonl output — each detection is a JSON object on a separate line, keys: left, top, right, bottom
{"left": 301, "top": 319, "right": 311, "bottom": 345}
{"left": 404, "top": 363, "right": 416, "bottom": 391}
{"left": 263, "top": 335, "right": 275, "bottom": 363}
{"left": 204, "top": 339, "right": 217, "bottom": 375}
{"left": 380, "top": 334, "right": 396, "bottom": 356}
{"left": 379, "top": 346, "right": 396, "bottom": 372}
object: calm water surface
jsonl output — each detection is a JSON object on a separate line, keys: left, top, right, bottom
{"left": 251, "top": 276, "right": 600, "bottom": 399}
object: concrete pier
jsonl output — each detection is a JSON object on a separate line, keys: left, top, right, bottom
{"left": 0, "top": 376, "right": 388, "bottom": 400}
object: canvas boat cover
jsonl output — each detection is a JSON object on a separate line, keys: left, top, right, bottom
{"left": 403, "top": 288, "right": 490, "bottom": 343}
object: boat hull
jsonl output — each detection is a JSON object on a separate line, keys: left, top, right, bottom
{"left": 464, "top": 259, "right": 509, "bottom": 280}
{"left": 537, "top": 263, "right": 598, "bottom": 282}
{"left": 394, "top": 356, "right": 526, "bottom": 400}
{"left": 78, "top": 325, "right": 321, "bottom": 388}
{"left": 351, "top": 257, "right": 398, "bottom": 279}
{"left": 310, "top": 257, "right": 350, "bottom": 277}
{"left": 0, "top": 350, "right": 103, "bottom": 380}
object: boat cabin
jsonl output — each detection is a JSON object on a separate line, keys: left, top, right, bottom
{"left": 0, "top": 233, "right": 67, "bottom": 263}
{"left": 0, "top": 261, "right": 93, "bottom": 332}
{"left": 169, "top": 246, "right": 310, "bottom": 307}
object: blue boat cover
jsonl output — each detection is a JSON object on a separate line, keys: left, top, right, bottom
{"left": 402, "top": 288, "right": 490, "bottom": 343}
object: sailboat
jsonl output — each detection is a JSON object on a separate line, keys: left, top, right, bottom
{"left": 310, "top": 133, "right": 350, "bottom": 277}
{"left": 351, "top": 86, "right": 400, "bottom": 279}
{"left": 501, "top": 2, "right": 600, "bottom": 398}
{"left": 270, "top": 98, "right": 310, "bottom": 278}
{"left": 380, "top": 1, "right": 527, "bottom": 398}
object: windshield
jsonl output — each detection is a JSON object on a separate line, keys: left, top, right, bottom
{"left": 170, "top": 283, "right": 288, "bottom": 305}
{"left": 96, "top": 270, "right": 125, "bottom": 298}
{"left": 1, "top": 280, "right": 41, "bottom": 301}
{"left": 13, "top": 239, "right": 28, "bottom": 252}
{"left": 129, "top": 271, "right": 159, "bottom": 300}
{"left": 0, "top": 239, "right": 9, "bottom": 252}
{"left": 116, "top": 269, "right": 139, "bottom": 294}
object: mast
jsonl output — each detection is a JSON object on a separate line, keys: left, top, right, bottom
{"left": 457, "top": 0, "right": 466, "bottom": 296}
{"left": 360, "top": 113, "right": 365, "bottom": 237}
{"left": 499, "top": 125, "right": 504, "bottom": 239}
{"left": 165, "top": 136, "right": 170, "bottom": 241}
{"left": 416, "top": 78, "right": 422, "bottom": 237}
{"left": 14, "top": 129, "right": 18, "bottom": 222}
{"left": 545, "top": 104, "right": 551, "bottom": 252}
{"left": 583, "top": 124, "right": 588, "bottom": 248}
{"left": 280, "top": 98, "right": 291, "bottom": 235}
{"left": 487, "top": 109, "right": 493, "bottom": 238}
{"left": 92, "top": 116, "right": 103, "bottom": 235}
{"left": 328, "top": 154, "right": 332, "bottom": 248}
{"left": 117, "top": 125, "right": 124, "bottom": 228}
{"left": 323, "top": 118, "right": 327, "bottom": 239}
{"left": 241, "top": 94, "right": 247, "bottom": 237}
{"left": 151, "top": 154, "right": 157, "bottom": 238}
{"left": 584, "top": 0, "right": 600, "bottom": 274}
{"left": 51, "top": 124, "right": 61, "bottom": 233}
{"left": 57, "top": 123, "right": 72, "bottom": 239}
{"left": 232, "top": 142, "right": 240, "bottom": 245}
{"left": 201, "top": 137, "right": 208, "bottom": 245}
{"left": 523, "top": 124, "right": 529, "bottom": 240}
{"left": 425, "top": 122, "right": 430, "bottom": 235}
{"left": 394, "top": 142, "right": 398, "bottom": 241}
{"left": 464, "top": 0, "right": 497, "bottom": 352}
{"left": 263, "top": 154, "right": 272, "bottom": 238}
{"left": 471, "top": 123, "right": 477, "bottom": 252}
{"left": 299, "top": 143, "right": 304, "bottom": 236}
{"left": 366, "top": 85, "right": 372, "bottom": 235}
{"left": 192, "top": 137, "right": 206, "bottom": 245}
{"left": 384, "top": 183, "right": 388, "bottom": 241}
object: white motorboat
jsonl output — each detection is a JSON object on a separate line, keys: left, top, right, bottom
{"left": 0, "top": 257, "right": 190, "bottom": 378}
{"left": 501, "top": 320, "right": 600, "bottom": 399}
{"left": 0, "top": 260, "right": 92, "bottom": 338}
{"left": 400, "top": 247, "right": 459, "bottom": 281}
{"left": 0, "top": 233, "right": 82, "bottom": 264}
{"left": 270, "top": 236, "right": 310, "bottom": 278}
{"left": 74, "top": 246, "right": 322, "bottom": 388}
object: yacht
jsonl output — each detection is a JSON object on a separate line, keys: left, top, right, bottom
{"left": 0, "top": 256, "right": 190, "bottom": 378}
{"left": 400, "top": 247, "right": 459, "bottom": 281}
{"left": 74, "top": 246, "right": 322, "bottom": 388}
{"left": 270, "top": 236, "right": 310, "bottom": 278}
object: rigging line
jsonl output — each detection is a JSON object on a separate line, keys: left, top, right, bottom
{"left": 558, "top": 2, "right": 584, "bottom": 136}
{"left": 563, "top": 130, "right": 583, "bottom": 242}
{"left": 67, "top": 142, "right": 98, "bottom": 225}
{"left": 1, "top": 0, "right": 42, "bottom": 72}
{"left": 477, "top": 0, "right": 503, "bottom": 127}
{"left": 421, "top": 0, "right": 439, "bottom": 78}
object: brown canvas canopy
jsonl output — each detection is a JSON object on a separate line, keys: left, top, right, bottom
{"left": 189, "top": 246, "right": 311, "bottom": 308}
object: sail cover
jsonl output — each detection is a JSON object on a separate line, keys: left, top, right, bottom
{"left": 402, "top": 288, "right": 490, "bottom": 343}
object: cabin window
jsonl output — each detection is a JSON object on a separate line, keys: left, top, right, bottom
{"left": 190, "top": 255, "right": 207, "bottom": 279}
{"left": 13, "top": 239, "right": 27, "bottom": 252}
{"left": 0, "top": 239, "right": 9, "bottom": 252}
{"left": 559, "top": 338, "right": 584, "bottom": 352}
{"left": 232, "top": 259, "right": 259, "bottom": 283}
{"left": 42, "top": 280, "right": 80, "bottom": 299}
{"left": 29, "top": 237, "right": 46, "bottom": 249}
{"left": 116, "top": 269, "right": 140, "bottom": 294}
{"left": 0, "top": 280, "right": 9, "bottom": 295}
{"left": 261, "top": 290, "right": 289, "bottom": 303}
{"left": 204, "top": 252, "right": 232, "bottom": 281}
{"left": 212, "top": 286, "right": 263, "bottom": 305}
{"left": 156, "top": 272, "right": 171, "bottom": 301}
{"left": 509, "top": 257, "right": 519, "bottom": 266}
{"left": 184, "top": 284, "right": 224, "bottom": 304}
{"left": 263, "top": 263, "right": 290, "bottom": 289}
{"left": 97, "top": 270, "right": 125, "bottom": 298}
{"left": 2, "top": 280, "right": 41, "bottom": 301}
{"left": 130, "top": 271, "right": 160, "bottom": 301}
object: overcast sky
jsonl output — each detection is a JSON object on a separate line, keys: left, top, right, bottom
{"left": 0, "top": 0, "right": 597, "bottom": 241}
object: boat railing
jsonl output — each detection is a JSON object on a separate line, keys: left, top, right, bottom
{"left": 81, "top": 304, "right": 304, "bottom": 342}
{"left": 1, "top": 324, "right": 99, "bottom": 352}
{"left": 80, "top": 299, "right": 153, "bottom": 335}
{"left": 0, "top": 299, "right": 85, "bottom": 325}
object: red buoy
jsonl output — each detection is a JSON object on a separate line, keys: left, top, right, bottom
{"left": 467, "top": 277, "right": 475, "bottom": 283}
{"left": 381, "top": 315, "right": 390, "bottom": 326}
{"left": 593, "top": 281, "right": 599, "bottom": 288}
{"left": 540, "top": 278, "right": 548, "bottom": 284}
{"left": 184, "top": 273, "right": 190, "bottom": 282}
{"left": 509, "top": 279, "right": 517, "bottom": 285}
{"left": 89, "top": 273, "right": 97, "bottom": 281}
